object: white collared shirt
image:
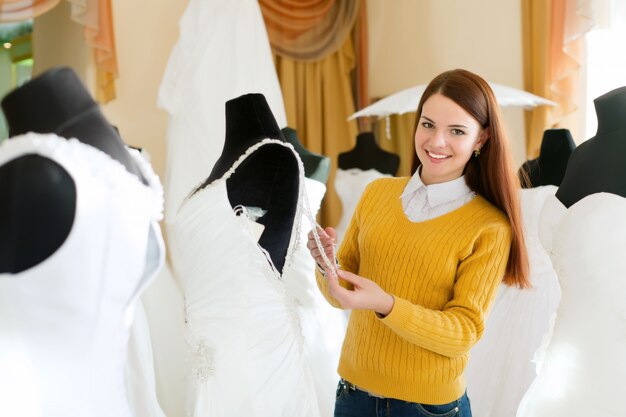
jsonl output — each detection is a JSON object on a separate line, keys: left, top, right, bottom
{"left": 400, "top": 167, "right": 476, "bottom": 222}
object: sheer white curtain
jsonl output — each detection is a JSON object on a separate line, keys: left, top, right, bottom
{"left": 584, "top": 0, "right": 626, "bottom": 137}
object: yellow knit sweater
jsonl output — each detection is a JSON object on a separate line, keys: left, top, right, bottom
{"left": 316, "top": 177, "right": 511, "bottom": 404}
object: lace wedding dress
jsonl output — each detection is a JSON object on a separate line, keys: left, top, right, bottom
{"left": 172, "top": 139, "right": 320, "bottom": 417}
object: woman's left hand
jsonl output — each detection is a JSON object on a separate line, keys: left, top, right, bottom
{"left": 328, "top": 269, "right": 395, "bottom": 316}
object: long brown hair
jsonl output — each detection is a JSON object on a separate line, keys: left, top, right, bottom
{"left": 413, "top": 69, "right": 530, "bottom": 288}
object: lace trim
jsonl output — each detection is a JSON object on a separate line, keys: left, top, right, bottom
{"left": 0, "top": 133, "right": 163, "bottom": 221}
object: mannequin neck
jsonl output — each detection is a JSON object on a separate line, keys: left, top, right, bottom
{"left": 205, "top": 93, "right": 283, "bottom": 183}
{"left": 537, "top": 128, "right": 576, "bottom": 164}
{"left": 354, "top": 132, "right": 380, "bottom": 151}
{"left": 593, "top": 86, "right": 626, "bottom": 136}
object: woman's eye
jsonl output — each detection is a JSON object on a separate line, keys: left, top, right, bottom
{"left": 421, "top": 122, "right": 434, "bottom": 129}
{"left": 451, "top": 129, "right": 465, "bottom": 136}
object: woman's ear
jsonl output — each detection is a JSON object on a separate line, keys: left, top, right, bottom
{"left": 477, "top": 127, "right": 490, "bottom": 149}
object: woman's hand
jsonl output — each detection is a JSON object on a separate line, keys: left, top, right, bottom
{"left": 329, "top": 270, "right": 395, "bottom": 317}
{"left": 306, "top": 226, "right": 338, "bottom": 273}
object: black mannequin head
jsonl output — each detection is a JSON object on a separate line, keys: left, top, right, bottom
{"left": 338, "top": 131, "right": 400, "bottom": 176}
{"left": 519, "top": 128, "right": 576, "bottom": 188}
{"left": 555, "top": 86, "right": 626, "bottom": 207}
{"left": 1, "top": 66, "right": 146, "bottom": 184}
{"left": 202, "top": 93, "right": 284, "bottom": 184}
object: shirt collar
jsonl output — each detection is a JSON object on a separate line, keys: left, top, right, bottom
{"left": 401, "top": 166, "right": 473, "bottom": 207}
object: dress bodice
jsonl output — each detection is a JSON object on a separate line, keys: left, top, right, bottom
{"left": 517, "top": 192, "right": 626, "bottom": 417}
{"left": 334, "top": 168, "right": 391, "bottom": 244}
{"left": 173, "top": 139, "right": 320, "bottom": 417}
{"left": 0, "top": 133, "right": 164, "bottom": 417}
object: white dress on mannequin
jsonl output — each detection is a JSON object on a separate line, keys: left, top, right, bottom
{"left": 334, "top": 168, "right": 391, "bottom": 245}
{"left": 172, "top": 139, "right": 320, "bottom": 417}
{"left": 158, "top": 0, "right": 287, "bottom": 232}
{"left": 465, "top": 185, "right": 561, "bottom": 417}
{"left": 516, "top": 192, "right": 626, "bottom": 417}
{"left": 0, "top": 133, "right": 165, "bottom": 417}
{"left": 284, "top": 177, "right": 346, "bottom": 417}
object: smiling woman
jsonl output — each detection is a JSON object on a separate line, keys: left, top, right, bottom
{"left": 414, "top": 93, "right": 488, "bottom": 185}
{"left": 306, "top": 68, "right": 529, "bottom": 417}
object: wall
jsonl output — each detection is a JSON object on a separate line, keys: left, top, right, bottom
{"left": 100, "top": 0, "right": 188, "bottom": 178}
{"left": 33, "top": 2, "right": 90, "bottom": 83}
{"left": 367, "top": 0, "right": 528, "bottom": 166}
{"left": 31, "top": 0, "right": 187, "bottom": 178}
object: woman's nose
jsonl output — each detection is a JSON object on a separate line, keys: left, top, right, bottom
{"left": 430, "top": 130, "right": 446, "bottom": 147}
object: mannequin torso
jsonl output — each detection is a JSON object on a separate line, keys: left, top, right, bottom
{"left": 193, "top": 93, "right": 299, "bottom": 273}
{"left": 519, "top": 128, "right": 576, "bottom": 188}
{"left": 0, "top": 67, "right": 144, "bottom": 273}
{"left": 281, "top": 127, "right": 330, "bottom": 184}
{"left": 338, "top": 132, "right": 400, "bottom": 176}
{"left": 555, "top": 86, "right": 626, "bottom": 207}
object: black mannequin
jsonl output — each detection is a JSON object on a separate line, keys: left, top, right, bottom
{"left": 0, "top": 67, "right": 144, "bottom": 273}
{"left": 194, "top": 93, "right": 299, "bottom": 274}
{"left": 555, "top": 86, "right": 626, "bottom": 208}
{"left": 338, "top": 132, "right": 400, "bottom": 176}
{"left": 518, "top": 128, "right": 576, "bottom": 188}
{"left": 281, "top": 127, "right": 330, "bottom": 184}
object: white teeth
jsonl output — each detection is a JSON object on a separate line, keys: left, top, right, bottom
{"left": 427, "top": 151, "right": 449, "bottom": 159}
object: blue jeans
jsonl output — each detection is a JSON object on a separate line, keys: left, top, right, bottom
{"left": 334, "top": 379, "right": 472, "bottom": 417}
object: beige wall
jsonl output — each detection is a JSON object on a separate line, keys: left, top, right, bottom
{"left": 367, "top": 0, "right": 528, "bottom": 167}
{"left": 100, "top": 0, "right": 188, "bottom": 178}
{"left": 33, "top": 2, "right": 90, "bottom": 82}
{"left": 32, "top": 0, "right": 187, "bottom": 178}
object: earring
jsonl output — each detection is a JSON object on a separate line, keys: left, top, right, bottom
{"left": 474, "top": 148, "right": 481, "bottom": 157}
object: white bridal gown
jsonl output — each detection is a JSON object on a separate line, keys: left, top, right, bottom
{"left": 465, "top": 185, "right": 562, "bottom": 417}
{"left": 0, "top": 133, "right": 165, "bottom": 417}
{"left": 284, "top": 177, "right": 347, "bottom": 417}
{"left": 334, "top": 168, "right": 391, "bottom": 246}
{"left": 516, "top": 192, "right": 626, "bottom": 417}
{"left": 172, "top": 139, "right": 320, "bottom": 417}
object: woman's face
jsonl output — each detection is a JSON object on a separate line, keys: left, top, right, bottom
{"left": 414, "top": 93, "right": 487, "bottom": 185}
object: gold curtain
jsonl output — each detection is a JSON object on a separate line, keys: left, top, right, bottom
{"left": 87, "top": 0, "right": 117, "bottom": 103}
{"left": 259, "top": 0, "right": 359, "bottom": 62}
{"left": 522, "top": 0, "right": 594, "bottom": 157}
{"left": 66, "top": 0, "right": 117, "bottom": 102}
{"left": 275, "top": 37, "right": 359, "bottom": 227}
{"left": 0, "top": 0, "right": 60, "bottom": 22}
{"left": 374, "top": 114, "right": 416, "bottom": 177}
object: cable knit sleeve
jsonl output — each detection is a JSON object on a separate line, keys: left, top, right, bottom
{"left": 379, "top": 223, "right": 511, "bottom": 358}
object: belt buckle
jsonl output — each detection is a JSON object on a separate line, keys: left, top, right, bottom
{"left": 340, "top": 378, "right": 356, "bottom": 391}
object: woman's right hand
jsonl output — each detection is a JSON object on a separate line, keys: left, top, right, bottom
{"left": 306, "top": 226, "right": 338, "bottom": 273}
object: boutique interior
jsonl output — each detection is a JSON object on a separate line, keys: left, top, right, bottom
{"left": 1, "top": 1, "right": 625, "bottom": 417}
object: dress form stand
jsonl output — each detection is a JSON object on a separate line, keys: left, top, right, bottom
{"left": 0, "top": 66, "right": 143, "bottom": 273}
{"left": 338, "top": 131, "right": 400, "bottom": 176}
{"left": 556, "top": 86, "right": 626, "bottom": 207}
{"left": 194, "top": 93, "right": 299, "bottom": 273}
{"left": 519, "top": 128, "right": 576, "bottom": 188}
{"left": 516, "top": 86, "right": 626, "bottom": 417}
{"left": 281, "top": 126, "right": 330, "bottom": 184}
